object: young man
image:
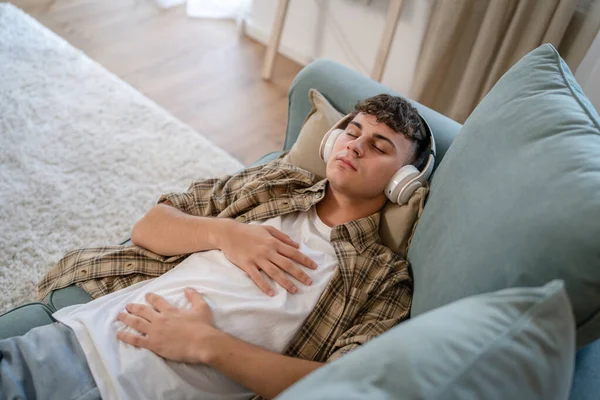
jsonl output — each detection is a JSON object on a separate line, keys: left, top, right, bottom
{"left": 0, "top": 94, "right": 430, "bottom": 400}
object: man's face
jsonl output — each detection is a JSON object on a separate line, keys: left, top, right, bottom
{"left": 325, "top": 112, "right": 415, "bottom": 201}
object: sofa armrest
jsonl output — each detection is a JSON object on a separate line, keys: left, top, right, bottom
{"left": 249, "top": 151, "right": 285, "bottom": 167}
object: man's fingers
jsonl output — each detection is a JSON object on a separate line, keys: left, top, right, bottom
{"left": 246, "top": 265, "right": 275, "bottom": 297}
{"left": 145, "top": 292, "right": 175, "bottom": 313}
{"left": 118, "top": 312, "right": 151, "bottom": 335}
{"left": 184, "top": 287, "right": 207, "bottom": 310}
{"left": 117, "top": 330, "right": 151, "bottom": 349}
{"left": 271, "top": 253, "right": 312, "bottom": 286}
{"left": 125, "top": 303, "right": 156, "bottom": 322}
{"left": 265, "top": 226, "right": 299, "bottom": 248}
{"left": 277, "top": 244, "right": 318, "bottom": 270}
{"left": 262, "top": 261, "right": 297, "bottom": 294}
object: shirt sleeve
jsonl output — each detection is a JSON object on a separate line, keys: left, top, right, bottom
{"left": 326, "top": 267, "right": 412, "bottom": 362}
{"left": 156, "top": 160, "right": 272, "bottom": 217}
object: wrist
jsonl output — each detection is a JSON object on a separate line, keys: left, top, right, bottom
{"left": 206, "top": 218, "right": 236, "bottom": 250}
{"left": 195, "top": 327, "right": 228, "bottom": 365}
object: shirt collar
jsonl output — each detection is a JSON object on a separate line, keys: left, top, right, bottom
{"left": 296, "top": 178, "right": 327, "bottom": 195}
{"left": 298, "top": 179, "right": 383, "bottom": 253}
{"left": 332, "top": 212, "right": 382, "bottom": 254}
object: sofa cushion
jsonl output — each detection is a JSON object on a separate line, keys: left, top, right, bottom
{"left": 276, "top": 281, "right": 575, "bottom": 400}
{"left": 0, "top": 302, "right": 55, "bottom": 340}
{"left": 284, "top": 89, "right": 428, "bottom": 257}
{"left": 407, "top": 44, "right": 600, "bottom": 347}
{"left": 46, "top": 285, "right": 93, "bottom": 311}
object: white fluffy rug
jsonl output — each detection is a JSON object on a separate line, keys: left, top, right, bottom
{"left": 0, "top": 4, "right": 244, "bottom": 314}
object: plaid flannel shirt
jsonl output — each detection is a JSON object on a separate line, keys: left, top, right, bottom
{"left": 37, "top": 157, "right": 412, "bottom": 398}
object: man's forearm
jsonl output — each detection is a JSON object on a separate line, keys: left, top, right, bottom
{"left": 131, "top": 204, "right": 233, "bottom": 256}
{"left": 201, "top": 329, "right": 324, "bottom": 399}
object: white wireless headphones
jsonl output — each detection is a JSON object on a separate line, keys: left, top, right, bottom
{"left": 319, "top": 113, "right": 436, "bottom": 205}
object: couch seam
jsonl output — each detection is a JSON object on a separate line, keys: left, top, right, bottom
{"left": 554, "top": 46, "right": 600, "bottom": 134}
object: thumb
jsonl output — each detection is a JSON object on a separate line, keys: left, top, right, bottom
{"left": 185, "top": 287, "right": 207, "bottom": 309}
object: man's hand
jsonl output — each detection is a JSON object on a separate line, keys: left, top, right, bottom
{"left": 218, "top": 220, "right": 317, "bottom": 296}
{"left": 116, "top": 288, "right": 215, "bottom": 364}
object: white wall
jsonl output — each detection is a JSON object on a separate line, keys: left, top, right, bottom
{"left": 245, "top": 0, "right": 433, "bottom": 96}
{"left": 575, "top": 31, "right": 600, "bottom": 113}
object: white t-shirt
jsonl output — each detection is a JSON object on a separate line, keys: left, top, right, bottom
{"left": 53, "top": 206, "right": 337, "bottom": 400}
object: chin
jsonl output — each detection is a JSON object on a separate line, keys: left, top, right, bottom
{"left": 326, "top": 167, "right": 350, "bottom": 186}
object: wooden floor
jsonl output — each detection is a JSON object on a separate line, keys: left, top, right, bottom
{"left": 9, "top": 0, "right": 303, "bottom": 165}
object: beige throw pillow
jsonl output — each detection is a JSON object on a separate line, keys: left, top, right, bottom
{"left": 285, "top": 89, "right": 343, "bottom": 179}
{"left": 285, "top": 89, "right": 428, "bottom": 257}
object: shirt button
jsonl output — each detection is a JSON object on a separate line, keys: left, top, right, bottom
{"left": 281, "top": 201, "right": 289, "bottom": 206}
{"left": 80, "top": 269, "right": 87, "bottom": 275}
{"left": 239, "top": 215, "right": 246, "bottom": 222}
{"left": 125, "top": 262, "right": 134, "bottom": 269}
{"left": 315, "top": 192, "right": 323, "bottom": 199}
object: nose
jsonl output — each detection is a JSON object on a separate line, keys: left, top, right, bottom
{"left": 346, "top": 137, "right": 364, "bottom": 157}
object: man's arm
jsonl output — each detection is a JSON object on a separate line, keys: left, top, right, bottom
{"left": 203, "top": 331, "right": 324, "bottom": 399}
{"left": 131, "top": 159, "right": 318, "bottom": 294}
{"left": 132, "top": 160, "right": 273, "bottom": 256}
{"left": 131, "top": 201, "right": 233, "bottom": 256}
{"left": 131, "top": 201, "right": 316, "bottom": 295}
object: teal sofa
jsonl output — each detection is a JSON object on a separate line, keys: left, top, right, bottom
{"left": 1, "top": 58, "right": 598, "bottom": 399}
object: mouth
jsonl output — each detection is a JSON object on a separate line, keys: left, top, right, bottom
{"left": 336, "top": 156, "right": 357, "bottom": 171}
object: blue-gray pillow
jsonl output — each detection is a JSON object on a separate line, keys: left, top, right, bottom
{"left": 407, "top": 43, "right": 600, "bottom": 347}
{"left": 276, "top": 281, "right": 575, "bottom": 400}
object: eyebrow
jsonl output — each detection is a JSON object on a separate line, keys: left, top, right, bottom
{"left": 349, "top": 121, "right": 396, "bottom": 149}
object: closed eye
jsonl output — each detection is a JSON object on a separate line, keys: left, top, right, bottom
{"left": 373, "top": 145, "right": 385, "bottom": 153}
{"left": 346, "top": 132, "right": 357, "bottom": 138}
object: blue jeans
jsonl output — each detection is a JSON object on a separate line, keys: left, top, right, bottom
{"left": 0, "top": 322, "right": 100, "bottom": 400}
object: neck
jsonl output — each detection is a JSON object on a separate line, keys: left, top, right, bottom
{"left": 316, "top": 183, "right": 386, "bottom": 227}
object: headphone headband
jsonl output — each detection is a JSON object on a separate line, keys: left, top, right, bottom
{"left": 415, "top": 113, "right": 436, "bottom": 168}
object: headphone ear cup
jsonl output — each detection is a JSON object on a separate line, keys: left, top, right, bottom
{"left": 319, "top": 129, "right": 344, "bottom": 161}
{"left": 385, "top": 165, "right": 420, "bottom": 204}
{"left": 398, "top": 180, "right": 423, "bottom": 205}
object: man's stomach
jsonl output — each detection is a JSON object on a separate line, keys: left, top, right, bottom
{"left": 53, "top": 248, "right": 337, "bottom": 400}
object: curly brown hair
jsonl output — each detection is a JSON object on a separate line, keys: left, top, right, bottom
{"left": 351, "top": 94, "right": 429, "bottom": 167}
